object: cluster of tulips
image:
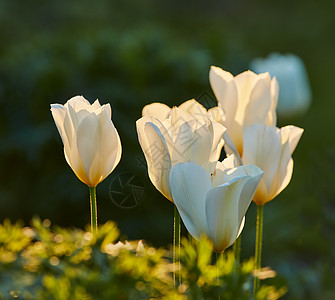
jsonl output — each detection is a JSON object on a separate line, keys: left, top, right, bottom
{"left": 51, "top": 66, "right": 303, "bottom": 296}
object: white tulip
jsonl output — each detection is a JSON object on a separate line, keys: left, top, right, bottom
{"left": 136, "top": 107, "right": 226, "bottom": 202}
{"left": 170, "top": 156, "right": 263, "bottom": 252}
{"left": 242, "top": 124, "right": 303, "bottom": 205}
{"left": 210, "top": 67, "right": 278, "bottom": 157}
{"left": 51, "top": 95, "right": 122, "bottom": 187}
{"left": 250, "top": 53, "right": 312, "bottom": 118}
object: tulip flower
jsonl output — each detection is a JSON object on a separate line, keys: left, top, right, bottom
{"left": 136, "top": 106, "right": 226, "bottom": 202}
{"left": 250, "top": 53, "right": 312, "bottom": 118}
{"left": 142, "top": 98, "right": 225, "bottom": 124}
{"left": 51, "top": 95, "right": 122, "bottom": 233}
{"left": 170, "top": 156, "right": 263, "bottom": 252}
{"left": 138, "top": 104, "right": 226, "bottom": 285}
{"left": 242, "top": 124, "right": 303, "bottom": 205}
{"left": 240, "top": 123, "right": 303, "bottom": 294}
{"left": 210, "top": 67, "right": 278, "bottom": 157}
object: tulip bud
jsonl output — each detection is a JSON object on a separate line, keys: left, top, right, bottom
{"left": 250, "top": 53, "right": 312, "bottom": 118}
{"left": 51, "top": 95, "right": 122, "bottom": 187}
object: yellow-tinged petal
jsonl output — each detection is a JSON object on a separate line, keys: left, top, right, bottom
{"left": 169, "top": 107, "right": 195, "bottom": 139}
{"left": 84, "top": 110, "right": 122, "bottom": 187}
{"left": 266, "top": 126, "right": 303, "bottom": 201}
{"left": 51, "top": 96, "right": 121, "bottom": 187}
{"left": 142, "top": 102, "right": 171, "bottom": 121}
{"left": 280, "top": 125, "right": 304, "bottom": 154}
{"left": 91, "top": 99, "right": 102, "bottom": 111}
{"left": 178, "top": 99, "right": 208, "bottom": 120}
{"left": 76, "top": 112, "right": 100, "bottom": 186}
{"left": 264, "top": 77, "right": 279, "bottom": 127}
{"left": 208, "top": 106, "right": 226, "bottom": 123}
{"left": 242, "top": 124, "right": 281, "bottom": 204}
{"left": 243, "top": 75, "right": 272, "bottom": 130}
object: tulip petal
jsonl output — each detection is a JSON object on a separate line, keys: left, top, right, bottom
{"left": 221, "top": 164, "right": 263, "bottom": 184}
{"left": 209, "top": 67, "right": 238, "bottom": 144}
{"left": 236, "top": 217, "right": 245, "bottom": 240}
{"left": 242, "top": 124, "right": 281, "bottom": 204}
{"left": 178, "top": 99, "right": 208, "bottom": 120}
{"left": 269, "top": 157, "right": 293, "bottom": 201}
{"left": 65, "top": 95, "right": 91, "bottom": 113}
{"left": 50, "top": 104, "right": 68, "bottom": 146}
{"left": 67, "top": 102, "right": 91, "bottom": 132}
{"left": 208, "top": 106, "right": 226, "bottom": 123}
{"left": 136, "top": 116, "right": 173, "bottom": 161}
{"left": 142, "top": 102, "right": 171, "bottom": 121}
{"left": 51, "top": 104, "right": 77, "bottom": 172}
{"left": 143, "top": 122, "right": 173, "bottom": 201}
{"left": 86, "top": 110, "right": 122, "bottom": 186}
{"left": 265, "top": 77, "right": 279, "bottom": 127}
{"left": 243, "top": 74, "right": 273, "bottom": 130}
{"left": 210, "top": 156, "right": 239, "bottom": 189}
{"left": 210, "top": 67, "right": 238, "bottom": 117}
{"left": 205, "top": 176, "right": 250, "bottom": 252}
{"left": 267, "top": 126, "right": 302, "bottom": 200}
{"left": 222, "top": 132, "right": 243, "bottom": 165}
{"left": 169, "top": 107, "right": 195, "bottom": 138}
{"left": 170, "top": 163, "right": 211, "bottom": 239}
{"left": 188, "top": 122, "right": 212, "bottom": 169}
{"left": 170, "top": 121, "right": 193, "bottom": 164}
{"left": 91, "top": 99, "right": 102, "bottom": 111}
{"left": 280, "top": 125, "right": 304, "bottom": 154}
{"left": 209, "top": 120, "right": 226, "bottom": 161}
{"left": 220, "top": 155, "right": 238, "bottom": 169}
{"left": 76, "top": 112, "right": 100, "bottom": 186}
{"left": 101, "top": 103, "right": 112, "bottom": 119}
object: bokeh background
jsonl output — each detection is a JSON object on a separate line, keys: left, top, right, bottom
{"left": 0, "top": 1, "right": 334, "bottom": 299}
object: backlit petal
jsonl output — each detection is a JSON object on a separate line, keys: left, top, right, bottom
{"left": 242, "top": 124, "right": 281, "bottom": 204}
{"left": 142, "top": 102, "right": 171, "bottom": 121}
{"left": 171, "top": 163, "right": 211, "bottom": 239}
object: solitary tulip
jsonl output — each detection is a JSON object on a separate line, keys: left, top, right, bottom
{"left": 250, "top": 53, "right": 312, "bottom": 118}
{"left": 242, "top": 124, "right": 303, "bottom": 205}
{"left": 136, "top": 107, "right": 226, "bottom": 202}
{"left": 50, "top": 95, "right": 122, "bottom": 187}
{"left": 210, "top": 67, "right": 278, "bottom": 157}
{"left": 170, "top": 157, "right": 263, "bottom": 252}
{"left": 51, "top": 95, "right": 122, "bottom": 233}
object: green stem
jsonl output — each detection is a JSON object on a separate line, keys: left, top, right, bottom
{"left": 89, "top": 186, "right": 98, "bottom": 234}
{"left": 173, "top": 205, "right": 181, "bottom": 288}
{"left": 216, "top": 252, "right": 221, "bottom": 300}
{"left": 233, "top": 235, "right": 241, "bottom": 269}
{"left": 253, "top": 204, "right": 264, "bottom": 296}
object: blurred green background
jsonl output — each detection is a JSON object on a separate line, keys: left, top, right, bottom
{"left": 0, "top": 0, "right": 334, "bottom": 299}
